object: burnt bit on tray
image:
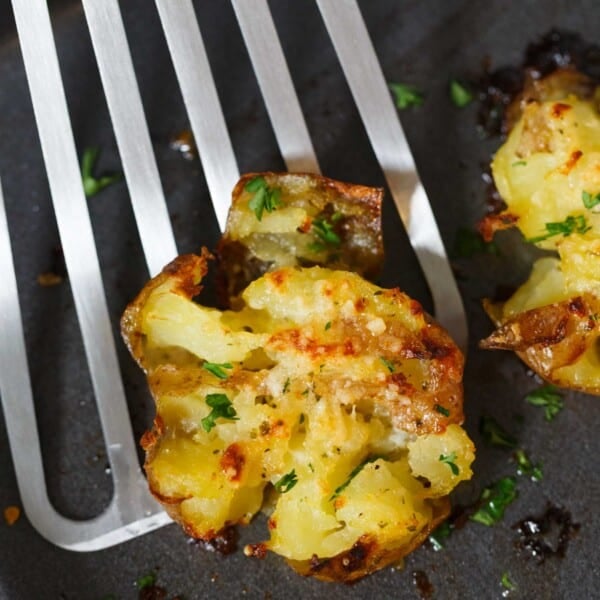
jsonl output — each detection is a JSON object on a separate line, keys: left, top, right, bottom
{"left": 169, "top": 129, "right": 197, "bottom": 160}
{"left": 138, "top": 585, "right": 166, "bottom": 600}
{"left": 37, "top": 245, "right": 67, "bottom": 287}
{"left": 513, "top": 503, "right": 580, "bottom": 563}
{"left": 192, "top": 525, "right": 239, "bottom": 555}
{"left": 412, "top": 570, "right": 434, "bottom": 599}
{"left": 477, "top": 29, "right": 600, "bottom": 137}
{"left": 139, "top": 586, "right": 182, "bottom": 600}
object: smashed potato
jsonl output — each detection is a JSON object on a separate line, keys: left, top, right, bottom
{"left": 480, "top": 74, "right": 600, "bottom": 394}
{"left": 216, "top": 172, "right": 383, "bottom": 308}
{"left": 122, "top": 252, "right": 474, "bottom": 581}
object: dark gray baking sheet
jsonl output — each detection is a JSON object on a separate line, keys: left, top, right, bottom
{"left": 0, "top": 1, "right": 598, "bottom": 598}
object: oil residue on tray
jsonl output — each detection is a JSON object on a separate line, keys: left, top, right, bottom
{"left": 412, "top": 570, "right": 434, "bottom": 599}
{"left": 513, "top": 503, "right": 580, "bottom": 563}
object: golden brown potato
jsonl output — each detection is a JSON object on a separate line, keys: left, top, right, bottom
{"left": 482, "top": 295, "right": 600, "bottom": 394}
{"left": 216, "top": 172, "right": 384, "bottom": 308}
{"left": 479, "top": 78, "right": 600, "bottom": 394}
{"left": 504, "top": 67, "right": 598, "bottom": 132}
{"left": 122, "top": 252, "right": 474, "bottom": 582}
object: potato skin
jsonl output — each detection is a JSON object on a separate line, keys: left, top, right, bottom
{"left": 121, "top": 252, "right": 474, "bottom": 582}
{"left": 482, "top": 294, "right": 600, "bottom": 395}
{"left": 216, "top": 172, "right": 384, "bottom": 308}
{"left": 285, "top": 497, "right": 449, "bottom": 583}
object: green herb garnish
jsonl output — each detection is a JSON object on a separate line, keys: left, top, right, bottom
{"left": 245, "top": 176, "right": 283, "bottom": 221}
{"left": 282, "top": 378, "right": 290, "bottom": 394}
{"left": 330, "top": 456, "right": 382, "bottom": 501}
{"left": 389, "top": 82, "right": 424, "bottom": 109}
{"left": 434, "top": 404, "right": 450, "bottom": 417}
{"left": 380, "top": 357, "right": 395, "bottom": 373}
{"left": 452, "top": 227, "right": 499, "bottom": 258}
{"left": 325, "top": 321, "right": 332, "bottom": 331}
{"left": 136, "top": 572, "right": 157, "bottom": 589}
{"left": 80, "top": 147, "right": 122, "bottom": 197}
{"left": 201, "top": 393, "right": 239, "bottom": 432}
{"left": 525, "top": 385, "right": 564, "bottom": 421}
{"left": 501, "top": 572, "right": 517, "bottom": 592}
{"left": 470, "top": 477, "right": 518, "bottom": 526}
{"left": 479, "top": 416, "right": 518, "bottom": 448}
{"left": 514, "top": 449, "right": 543, "bottom": 482}
{"left": 582, "top": 190, "right": 600, "bottom": 210}
{"left": 428, "top": 521, "right": 452, "bottom": 551}
{"left": 449, "top": 79, "right": 473, "bottom": 107}
{"left": 527, "top": 214, "right": 591, "bottom": 244}
{"left": 512, "top": 160, "right": 527, "bottom": 167}
{"left": 274, "top": 469, "right": 298, "bottom": 493}
{"left": 439, "top": 452, "right": 459, "bottom": 475}
{"left": 203, "top": 361, "right": 233, "bottom": 380}
{"left": 310, "top": 217, "right": 341, "bottom": 250}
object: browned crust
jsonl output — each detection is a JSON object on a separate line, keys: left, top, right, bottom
{"left": 231, "top": 172, "right": 384, "bottom": 218}
{"left": 284, "top": 497, "right": 450, "bottom": 583}
{"left": 505, "top": 67, "right": 597, "bottom": 132}
{"left": 120, "top": 250, "right": 212, "bottom": 372}
{"left": 477, "top": 212, "right": 519, "bottom": 242}
{"left": 481, "top": 295, "right": 600, "bottom": 395}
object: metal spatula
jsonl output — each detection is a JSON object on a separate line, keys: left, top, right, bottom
{"left": 0, "top": 0, "right": 466, "bottom": 551}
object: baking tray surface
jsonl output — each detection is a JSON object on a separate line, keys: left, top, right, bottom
{"left": 0, "top": 1, "right": 598, "bottom": 598}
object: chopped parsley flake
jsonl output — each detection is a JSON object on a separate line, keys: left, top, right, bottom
{"left": 428, "top": 521, "right": 452, "bottom": 551}
{"left": 203, "top": 361, "right": 233, "bottom": 380}
{"left": 501, "top": 572, "right": 517, "bottom": 592}
{"left": 136, "top": 572, "right": 157, "bottom": 589}
{"left": 389, "top": 82, "right": 424, "bottom": 109}
{"left": 330, "top": 456, "right": 382, "bottom": 501}
{"left": 452, "top": 227, "right": 499, "bottom": 258}
{"left": 582, "top": 190, "right": 600, "bottom": 210}
{"left": 527, "top": 214, "right": 591, "bottom": 244}
{"left": 282, "top": 378, "right": 290, "bottom": 394}
{"left": 201, "top": 393, "right": 239, "bottom": 432}
{"left": 470, "top": 477, "right": 518, "bottom": 526}
{"left": 325, "top": 321, "right": 332, "bottom": 331}
{"left": 439, "top": 452, "right": 459, "bottom": 475}
{"left": 449, "top": 79, "right": 473, "bottom": 107}
{"left": 274, "top": 469, "right": 298, "bottom": 493}
{"left": 80, "top": 147, "right": 122, "bottom": 197}
{"left": 512, "top": 160, "right": 527, "bottom": 167}
{"left": 479, "top": 416, "right": 518, "bottom": 449}
{"left": 514, "top": 449, "right": 543, "bottom": 482}
{"left": 525, "top": 385, "right": 564, "bottom": 421}
{"left": 245, "top": 176, "right": 283, "bottom": 221}
{"left": 380, "top": 357, "right": 395, "bottom": 373}
{"left": 309, "top": 216, "right": 341, "bottom": 252}
{"left": 434, "top": 404, "right": 450, "bottom": 417}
